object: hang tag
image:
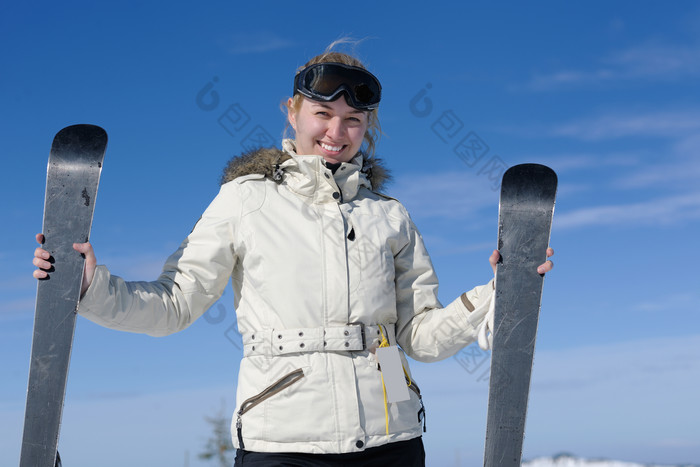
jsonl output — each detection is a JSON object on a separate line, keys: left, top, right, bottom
{"left": 375, "top": 346, "right": 410, "bottom": 402}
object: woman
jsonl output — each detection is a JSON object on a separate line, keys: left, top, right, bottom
{"left": 33, "top": 47, "right": 553, "bottom": 466}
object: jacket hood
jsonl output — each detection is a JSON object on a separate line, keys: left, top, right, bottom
{"left": 220, "top": 144, "right": 391, "bottom": 192}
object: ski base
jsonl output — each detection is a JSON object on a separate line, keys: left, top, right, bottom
{"left": 484, "top": 163, "right": 557, "bottom": 467}
{"left": 20, "top": 124, "right": 107, "bottom": 467}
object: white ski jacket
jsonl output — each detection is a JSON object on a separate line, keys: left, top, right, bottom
{"left": 78, "top": 139, "right": 494, "bottom": 454}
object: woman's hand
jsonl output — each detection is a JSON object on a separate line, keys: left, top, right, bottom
{"left": 537, "top": 247, "right": 555, "bottom": 274}
{"left": 489, "top": 247, "right": 554, "bottom": 275}
{"left": 33, "top": 233, "right": 97, "bottom": 298}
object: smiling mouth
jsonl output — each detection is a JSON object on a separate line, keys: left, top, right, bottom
{"left": 319, "top": 142, "right": 345, "bottom": 152}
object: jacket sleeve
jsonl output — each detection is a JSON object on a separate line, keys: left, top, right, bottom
{"left": 394, "top": 217, "right": 494, "bottom": 363}
{"left": 77, "top": 184, "right": 239, "bottom": 337}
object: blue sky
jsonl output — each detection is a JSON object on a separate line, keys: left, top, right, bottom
{"left": 2, "top": 1, "right": 699, "bottom": 465}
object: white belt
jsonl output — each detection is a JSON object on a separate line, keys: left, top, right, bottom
{"left": 242, "top": 323, "right": 396, "bottom": 357}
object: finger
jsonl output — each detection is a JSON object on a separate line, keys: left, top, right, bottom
{"left": 34, "top": 246, "right": 50, "bottom": 260}
{"left": 33, "top": 256, "right": 52, "bottom": 270}
{"left": 33, "top": 269, "right": 48, "bottom": 279}
{"left": 537, "top": 260, "right": 553, "bottom": 274}
{"left": 35, "top": 233, "right": 45, "bottom": 244}
{"left": 73, "top": 242, "right": 96, "bottom": 262}
{"left": 73, "top": 242, "right": 97, "bottom": 297}
{"left": 546, "top": 247, "right": 554, "bottom": 258}
{"left": 489, "top": 249, "right": 500, "bottom": 274}
{"left": 72, "top": 242, "right": 94, "bottom": 253}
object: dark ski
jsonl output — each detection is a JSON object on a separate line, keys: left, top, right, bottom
{"left": 20, "top": 124, "right": 107, "bottom": 467}
{"left": 483, "top": 163, "right": 557, "bottom": 467}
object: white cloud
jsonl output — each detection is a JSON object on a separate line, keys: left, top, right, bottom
{"left": 532, "top": 153, "right": 639, "bottom": 173}
{"left": 554, "top": 192, "right": 700, "bottom": 229}
{"left": 389, "top": 171, "right": 498, "bottom": 220}
{"left": 674, "top": 132, "right": 700, "bottom": 155}
{"left": 548, "top": 110, "right": 700, "bottom": 141}
{"left": 221, "top": 32, "right": 296, "bottom": 55}
{"left": 416, "top": 334, "right": 700, "bottom": 464}
{"left": 523, "top": 335, "right": 700, "bottom": 460}
{"left": 510, "top": 121, "right": 700, "bottom": 196}
{"left": 523, "top": 455, "right": 687, "bottom": 467}
{"left": 526, "top": 69, "right": 617, "bottom": 90}
{"left": 389, "top": 149, "right": 700, "bottom": 232}
{"left": 614, "top": 134, "right": 700, "bottom": 188}
{"left": 606, "top": 43, "right": 700, "bottom": 78}
{"left": 616, "top": 157, "right": 700, "bottom": 189}
{"left": 524, "top": 42, "right": 700, "bottom": 91}
{"left": 631, "top": 291, "right": 698, "bottom": 313}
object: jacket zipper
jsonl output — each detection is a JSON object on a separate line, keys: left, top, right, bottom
{"left": 236, "top": 368, "right": 305, "bottom": 449}
{"left": 406, "top": 376, "right": 426, "bottom": 433}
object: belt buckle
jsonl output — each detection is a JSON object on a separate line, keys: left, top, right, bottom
{"left": 348, "top": 323, "right": 367, "bottom": 350}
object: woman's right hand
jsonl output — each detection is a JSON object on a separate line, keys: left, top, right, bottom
{"left": 33, "top": 233, "right": 97, "bottom": 298}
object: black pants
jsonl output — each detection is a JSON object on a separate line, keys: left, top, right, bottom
{"left": 234, "top": 437, "right": 425, "bottom": 466}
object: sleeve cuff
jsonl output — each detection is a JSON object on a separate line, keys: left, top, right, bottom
{"left": 460, "top": 278, "right": 495, "bottom": 328}
{"left": 77, "top": 264, "right": 110, "bottom": 316}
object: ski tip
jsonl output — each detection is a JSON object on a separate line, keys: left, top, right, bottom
{"left": 502, "top": 163, "right": 557, "bottom": 187}
{"left": 55, "top": 124, "right": 107, "bottom": 141}
{"left": 498, "top": 163, "right": 558, "bottom": 205}
{"left": 51, "top": 124, "right": 108, "bottom": 161}
{"left": 504, "top": 163, "right": 556, "bottom": 179}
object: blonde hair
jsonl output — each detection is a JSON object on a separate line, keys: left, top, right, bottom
{"left": 283, "top": 42, "right": 381, "bottom": 157}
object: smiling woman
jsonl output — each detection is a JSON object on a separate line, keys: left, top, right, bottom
{"left": 285, "top": 51, "right": 382, "bottom": 159}
{"left": 32, "top": 41, "right": 552, "bottom": 467}
{"left": 287, "top": 98, "right": 368, "bottom": 164}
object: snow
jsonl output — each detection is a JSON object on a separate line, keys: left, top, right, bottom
{"left": 523, "top": 454, "right": 698, "bottom": 467}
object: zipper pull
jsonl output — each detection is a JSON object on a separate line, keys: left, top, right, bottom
{"left": 236, "top": 413, "right": 245, "bottom": 449}
{"left": 418, "top": 397, "right": 426, "bottom": 433}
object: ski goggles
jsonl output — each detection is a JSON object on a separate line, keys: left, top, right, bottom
{"left": 293, "top": 62, "right": 382, "bottom": 110}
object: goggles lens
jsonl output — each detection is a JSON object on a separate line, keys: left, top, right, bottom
{"left": 294, "top": 63, "right": 382, "bottom": 110}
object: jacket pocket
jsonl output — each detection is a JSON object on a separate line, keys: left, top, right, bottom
{"left": 406, "top": 376, "right": 426, "bottom": 432}
{"left": 236, "top": 368, "right": 304, "bottom": 449}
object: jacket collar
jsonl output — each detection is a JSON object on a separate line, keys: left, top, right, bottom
{"left": 281, "top": 140, "right": 368, "bottom": 202}
{"left": 220, "top": 140, "right": 391, "bottom": 202}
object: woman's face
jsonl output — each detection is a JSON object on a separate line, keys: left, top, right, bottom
{"left": 288, "top": 96, "right": 368, "bottom": 164}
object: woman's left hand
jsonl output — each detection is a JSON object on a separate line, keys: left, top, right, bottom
{"left": 489, "top": 248, "right": 554, "bottom": 275}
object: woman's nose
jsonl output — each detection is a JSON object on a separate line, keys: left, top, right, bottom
{"left": 326, "top": 117, "right": 344, "bottom": 139}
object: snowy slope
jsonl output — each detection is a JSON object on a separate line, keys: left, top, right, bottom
{"left": 523, "top": 453, "right": 699, "bottom": 467}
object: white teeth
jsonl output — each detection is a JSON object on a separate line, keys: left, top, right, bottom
{"left": 320, "top": 142, "right": 343, "bottom": 152}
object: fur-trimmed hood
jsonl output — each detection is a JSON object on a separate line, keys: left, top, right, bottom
{"left": 220, "top": 143, "right": 391, "bottom": 192}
